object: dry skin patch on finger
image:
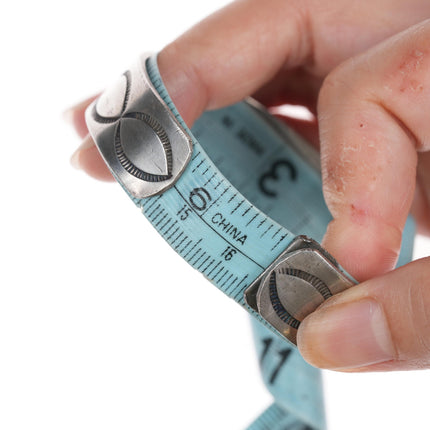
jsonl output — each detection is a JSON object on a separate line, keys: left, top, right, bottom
{"left": 396, "top": 48, "right": 428, "bottom": 94}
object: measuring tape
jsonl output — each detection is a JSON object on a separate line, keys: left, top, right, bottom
{"left": 85, "top": 53, "right": 415, "bottom": 430}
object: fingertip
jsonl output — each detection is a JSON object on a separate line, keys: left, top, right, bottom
{"left": 70, "top": 135, "right": 114, "bottom": 182}
{"left": 157, "top": 47, "right": 209, "bottom": 127}
{"left": 63, "top": 95, "right": 99, "bottom": 138}
{"left": 322, "top": 216, "right": 402, "bottom": 281}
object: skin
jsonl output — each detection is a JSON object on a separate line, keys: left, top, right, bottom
{"left": 67, "top": 0, "right": 430, "bottom": 372}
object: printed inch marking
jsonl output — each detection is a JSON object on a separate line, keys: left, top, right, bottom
{"left": 197, "top": 255, "right": 211, "bottom": 271}
{"left": 183, "top": 239, "right": 202, "bottom": 259}
{"left": 147, "top": 203, "right": 161, "bottom": 218}
{"left": 207, "top": 261, "right": 222, "bottom": 277}
{"left": 230, "top": 198, "right": 245, "bottom": 215}
{"left": 190, "top": 247, "right": 202, "bottom": 262}
{"left": 241, "top": 204, "right": 253, "bottom": 217}
{"left": 159, "top": 217, "right": 172, "bottom": 232}
{"left": 216, "top": 269, "right": 229, "bottom": 284}
{"left": 167, "top": 226, "right": 181, "bottom": 242}
{"left": 189, "top": 187, "right": 212, "bottom": 211}
{"left": 143, "top": 195, "right": 162, "bottom": 212}
{"left": 260, "top": 224, "right": 274, "bottom": 238}
{"left": 228, "top": 193, "right": 238, "bottom": 204}
{"left": 213, "top": 179, "right": 225, "bottom": 190}
{"left": 201, "top": 186, "right": 230, "bottom": 215}
{"left": 173, "top": 186, "right": 264, "bottom": 270}
{"left": 259, "top": 336, "right": 293, "bottom": 385}
{"left": 191, "top": 150, "right": 201, "bottom": 162}
{"left": 203, "top": 172, "right": 217, "bottom": 186}
{"left": 270, "top": 234, "right": 288, "bottom": 252}
{"left": 163, "top": 220, "right": 178, "bottom": 237}
{"left": 203, "top": 258, "right": 215, "bottom": 273}
{"left": 154, "top": 212, "right": 169, "bottom": 228}
{"left": 257, "top": 218, "right": 267, "bottom": 229}
{"left": 268, "top": 348, "right": 292, "bottom": 384}
{"left": 171, "top": 232, "right": 186, "bottom": 248}
{"left": 232, "top": 274, "right": 250, "bottom": 301}
{"left": 175, "top": 232, "right": 188, "bottom": 251}
{"left": 271, "top": 226, "right": 282, "bottom": 240}
{"left": 191, "top": 159, "right": 205, "bottom": 173}
{"left": 190, "top": 248, "right": 206, "bottom": 266}
{"left": 180, "top": 239, "right": 193, "bottom": 254}
{"left": 219, "top": 273, "right": 234, "bottom": 289}
{"left": 260, "top": 337, "right": 273, "bottom": 364}
{"left": 246, "top": 212, "right": 259, "bottom": 227}
{"left": 223, "top": 276, "right": 239, "bottom": 295}
{"left": 212, "top": 265, "right": 225, "bottom": 281}
{"left": 258, "top": 158, "right": 297, "bottom": 198}
{"left": 151, "top": 208, "right": 166, "bottom": 224}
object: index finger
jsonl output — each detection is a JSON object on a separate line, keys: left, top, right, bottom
{"left": 71, "top": 0, "right": 313, "bottom": 179}
{"left": 318, "top": 20, "right": 430, "bottom": 281}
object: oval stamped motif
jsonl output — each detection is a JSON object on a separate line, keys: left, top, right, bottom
{"left": 86, "top": 53, "right": 193, "bottom": 199}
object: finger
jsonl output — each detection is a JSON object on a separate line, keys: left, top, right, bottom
{"left": 318, "top": 20, "right": 430, "bottom": 281}
{"left": 297, "top": 257, "right": 430, "bottom": 371}
{"left": 253, "top": 0, "right": 430, "bottom": 109}
{"left": 70, "top": 135, "right": 115, "bottom": 182}
{"left": 74, "top": 0, "right": 314, "bottom": 179}
{"left": 156, "top": 0, "right": 314, "bottom": 123}
{"left": 64, "top": 95, "right": 99, "bottom": 138}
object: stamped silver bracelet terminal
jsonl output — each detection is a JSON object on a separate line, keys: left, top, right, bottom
{"left": 245, "top": 236, "right": 356, "bottom": 344}
{"left": 85, "top": 53, "right": 193, "bottom": 199}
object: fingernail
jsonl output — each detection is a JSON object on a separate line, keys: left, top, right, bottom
{"left": 70, "top": 135, "right": 94, "bottom": 170}
{"left": 297, "top": 299, "right": 395, "bottom": 370}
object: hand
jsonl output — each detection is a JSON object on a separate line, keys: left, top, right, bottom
{"left": 67, "top": 0, "right": 430, "bottom": 372}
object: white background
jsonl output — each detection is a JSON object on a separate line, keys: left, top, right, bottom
{"left": 1, "top": 1, "right": 430, "bottom": 429}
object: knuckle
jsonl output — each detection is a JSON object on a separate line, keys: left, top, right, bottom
{"left": 318, "top": 56, "right": 372, "bottom": 117}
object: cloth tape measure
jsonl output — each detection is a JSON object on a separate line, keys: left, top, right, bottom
{"left": 85, "top": 53, "right": 415, "bottom": 430}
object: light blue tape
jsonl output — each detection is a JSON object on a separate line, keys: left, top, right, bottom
{"left": 144, "top": 56, "right": 327, "bottom": 429}
{"left": 106, "top": 54, "right": 415, "bottom": 430}
{"left": 250, "top": 319, "right": 325, "bottom": 430}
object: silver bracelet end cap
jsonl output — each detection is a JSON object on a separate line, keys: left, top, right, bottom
{"left": 85, "top": 53, "right": 193, "bottom": 199}
{"left": 245, "top": 236, "right": 356, "bottom": 345}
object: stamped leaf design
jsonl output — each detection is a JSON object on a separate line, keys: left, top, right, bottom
{"left": 92, "top": 70, "right": 172, "bottom": 182}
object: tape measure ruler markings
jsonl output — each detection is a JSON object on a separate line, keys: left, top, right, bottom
{"left": 85, "top": 53, "right": 415, "bottom": 430}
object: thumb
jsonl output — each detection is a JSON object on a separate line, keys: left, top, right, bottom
{"left": 297, "top": 257, "right": 430, "bottom": 371}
